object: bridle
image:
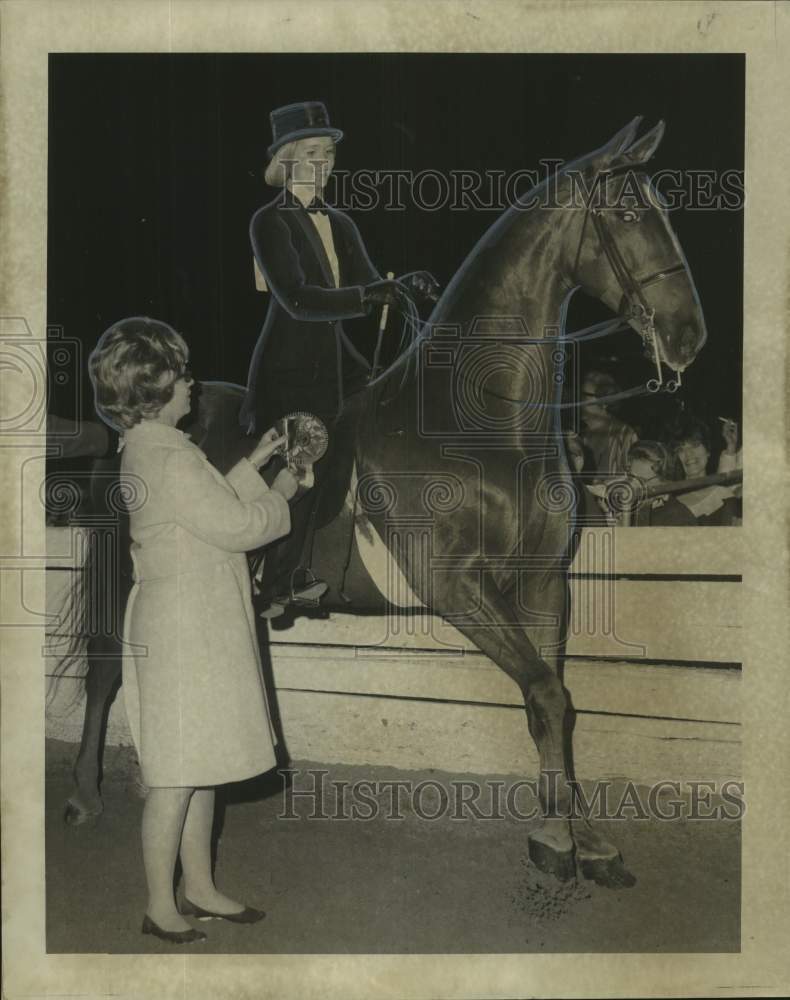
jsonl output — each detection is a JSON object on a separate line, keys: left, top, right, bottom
{"left": 475, "top": 187, "right": 692, "bottom": 413}
{"left": 566, "top": 193, "right": 688, "bottom": 408}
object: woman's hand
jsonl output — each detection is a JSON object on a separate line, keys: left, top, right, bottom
{"left": 293, "top": 464, "right": 315, "bottom": 491}
{"left": 272, "top": 467, "right": 299, "bottom": 501}
{"left": 719, "top": 417, "right": 738, "bottom": 454}
{"left": 249, "top": 428, "right": 286, "bottom": 469}
{"left": 272, "top": 463, "right": 316, "bottom": 501}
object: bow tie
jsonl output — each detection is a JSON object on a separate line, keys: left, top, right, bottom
{"left": 306, "top": 199, "right": 327, "bottom": 215}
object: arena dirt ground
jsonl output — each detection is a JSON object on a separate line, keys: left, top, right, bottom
{"left": 45, "top": 739, "right": 740, "bottom": 954}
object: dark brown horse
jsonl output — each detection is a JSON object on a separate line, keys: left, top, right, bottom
{"left": 57, "top": 119, "right": 706, "bottom": 888}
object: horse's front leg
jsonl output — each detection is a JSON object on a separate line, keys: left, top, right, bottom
{"left": 64, "top": 637, "right": 122, "bottom": 825}
{"left": 517, "top": 569, "right": 636, "bottom": 888}
{"left": 570, "top": 818, "right": 636, "bottom": 888}
{"left": 437, "top": 572, "right": 576, "bottom": 881}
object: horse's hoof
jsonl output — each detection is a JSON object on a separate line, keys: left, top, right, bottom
{"left": 528, "top": 836, "right": 576, "bottom": 882}
{"left": 63, "top": 799, "right": 103, "bottom": 826}
{"left": 579, "top": 855, "right": 637, "bottom": 889}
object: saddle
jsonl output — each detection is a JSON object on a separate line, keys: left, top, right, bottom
{"left": 313, "top": 357, "right": 415, "bottom": 527}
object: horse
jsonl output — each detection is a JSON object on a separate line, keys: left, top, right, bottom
{"left": 56, "top": 118, "right": 707, "bottom": 889}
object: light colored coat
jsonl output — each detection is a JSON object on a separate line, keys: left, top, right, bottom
{"left": 120, "top": 420, "right": 290, "bottom": 787}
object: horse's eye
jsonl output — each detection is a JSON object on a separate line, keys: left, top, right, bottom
{"left": 622, "top": 209, "right": 640, "bottom": 223}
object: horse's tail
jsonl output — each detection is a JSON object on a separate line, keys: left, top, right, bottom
{"left": 46, "top": 455, "right": 131, "bottom": 707}
{"left": 45, "top": 527, "right": 96, "bottom": 708}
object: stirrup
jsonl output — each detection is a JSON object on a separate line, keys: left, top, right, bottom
{"left": 261, "top": 571, "right": 328, "bottom": 617}
{"left": 285, "top": 579, "right": 328, "bottom": 608}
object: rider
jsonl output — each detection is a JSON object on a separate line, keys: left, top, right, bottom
{"left": 241, "top": 101, "right": 439, "bottom": 617}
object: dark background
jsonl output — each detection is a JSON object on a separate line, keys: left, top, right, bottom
{"left": 47, "top": 53, "right": 743, "bottom": 438}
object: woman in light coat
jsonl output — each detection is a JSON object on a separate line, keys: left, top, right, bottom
{"left": 89, "top": 317, "right": 300, "bottom": 944}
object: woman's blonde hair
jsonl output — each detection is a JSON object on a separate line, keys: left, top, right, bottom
{"left": 88, "top": 317, "right": 189, "bottom": 430}
{"left": 264, "top": 140, "right": 299, "bottom": 187}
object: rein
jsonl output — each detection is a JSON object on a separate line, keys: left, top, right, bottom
{"left": 363, "top": 187, "right": 691, "bottom": 414}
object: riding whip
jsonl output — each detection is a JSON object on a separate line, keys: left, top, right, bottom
{"left": 369, "top": 270, "right": 394, "bottom": 381}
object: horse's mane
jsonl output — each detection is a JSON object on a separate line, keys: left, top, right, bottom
{"left": 366, "top": 145, "right": 605, "bottom": 395}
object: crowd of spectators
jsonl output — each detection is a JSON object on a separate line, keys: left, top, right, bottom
{"left": 565, "top": 369, "right": 742, "bottom": 527}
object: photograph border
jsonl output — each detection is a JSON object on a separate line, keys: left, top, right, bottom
{"left": 2, "top": 2, "right": 789, "bottom": 997}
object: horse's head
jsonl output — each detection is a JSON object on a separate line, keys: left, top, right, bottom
{"left": 568, "top": 118, "right": 707, "bottom": 376}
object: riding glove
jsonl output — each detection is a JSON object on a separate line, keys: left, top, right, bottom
{"left": 363, "top": 279, "right": 411, "bottom": 310}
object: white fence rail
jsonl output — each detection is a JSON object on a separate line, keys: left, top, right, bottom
{"left": 44, "top": 526, "right": 742, "bottom": 783}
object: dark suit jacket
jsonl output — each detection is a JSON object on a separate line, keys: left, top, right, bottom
{"left": 241, "top": 190, "right": 380, "bottom": 431}
{"left": 633, "top": 496, "right": 699, "bottom": 526}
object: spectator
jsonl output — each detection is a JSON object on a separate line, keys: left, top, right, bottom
{"left": 614, "top": 440, "right": 698, "bottom": 526}
{"left": 579, "top": 370, "right": 639, "bottom": 477}
{"left": 563, "top": 430, "right": 609, "bottom": 524}
{"left": 671, "top": 416, "right": 741, "bottom": 525}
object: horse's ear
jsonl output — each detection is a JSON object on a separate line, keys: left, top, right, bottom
{"left": 612, "top": 120, "right": 666, "bottom": 167}
{"left": 593, "top": 117, "right": 644, "bottom": 167}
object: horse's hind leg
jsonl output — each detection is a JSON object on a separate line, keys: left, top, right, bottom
{"left": 64, "top": 637, "right": 121, "bottom": 826}
{"left": 438, "top": 573, "right": 576, "bottom": 881}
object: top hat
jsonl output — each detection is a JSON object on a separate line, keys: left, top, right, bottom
{"left": 267, "top": 101, "right": 344, "bottom": 158}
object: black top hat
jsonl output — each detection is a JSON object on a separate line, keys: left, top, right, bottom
{"left": 267, "top": 101, "right": 344, "bottom": 158}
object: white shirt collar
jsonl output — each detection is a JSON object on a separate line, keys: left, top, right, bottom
{"left": 289, "top": 182, "right": 325, "bottom": 211}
